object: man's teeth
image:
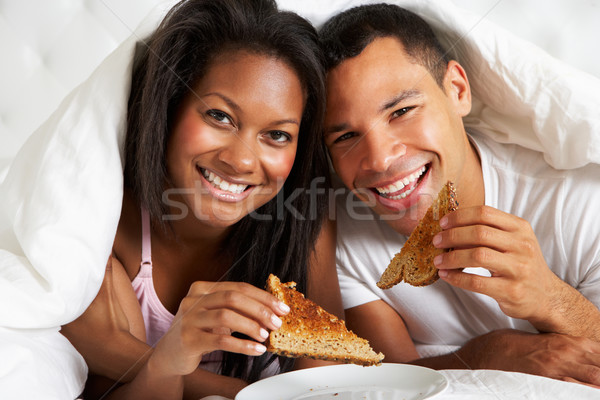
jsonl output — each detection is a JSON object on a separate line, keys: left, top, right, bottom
{"left": 202, "top": 169, "right": 248, "bottom": 194}
{"left": 376, "top": 166, "right": 427, "bottom": 199}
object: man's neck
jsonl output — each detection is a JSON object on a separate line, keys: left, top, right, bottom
{"left": 459, "top": 134, "right": 485, "bottom": 208}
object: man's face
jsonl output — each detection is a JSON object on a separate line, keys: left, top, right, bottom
{"left": 324, "top": 37, "right": 473, "bottom": 235}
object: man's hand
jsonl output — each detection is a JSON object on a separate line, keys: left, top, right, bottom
{"left": 451, "top": 329, "right": 600, "bottom": 387}
{"left": 431, "top": 205, "right": 600, "bottom": 338}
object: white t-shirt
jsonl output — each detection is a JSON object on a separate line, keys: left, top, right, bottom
{"left": 335, "top": 132, "right": 600, "bottom": 357}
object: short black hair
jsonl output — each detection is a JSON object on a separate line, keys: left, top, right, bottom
{"left": 319, "top": 3, "right": 449, "bottom": 87}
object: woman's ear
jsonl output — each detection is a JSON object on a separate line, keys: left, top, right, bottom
{"left": 443, "top": 60, "right": 472, "bottom": 117}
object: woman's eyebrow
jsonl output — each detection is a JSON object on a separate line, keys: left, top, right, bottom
{"left": 200, "top": 92, "right": 299, "bottom": 126}
{"left": 199, "top": 92, "right": 241, "bottom": 112}
{"left": 270, "top": 118, "right": 300, "bottom": 126}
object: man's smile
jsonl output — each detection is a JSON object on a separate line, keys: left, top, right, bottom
{"left": 374, "top": 164, "right": 429, "bottom": 200}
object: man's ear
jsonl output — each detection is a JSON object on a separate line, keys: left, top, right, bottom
{"left": 443, "top": 60, "right": 471, "bottom": 117}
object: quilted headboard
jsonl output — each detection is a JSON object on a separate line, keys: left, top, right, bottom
{"left": 1, "top": 0, "right": 599, "bottom": 161}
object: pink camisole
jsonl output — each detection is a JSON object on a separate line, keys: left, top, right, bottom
{"left": 131, "top": 207, "right": 222, "bottom": 373}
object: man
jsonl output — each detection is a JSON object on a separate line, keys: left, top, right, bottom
{"left": 320, "top": 3, "right": 600, "bottom": 385}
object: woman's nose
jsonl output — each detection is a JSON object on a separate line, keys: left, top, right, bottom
{"left": 217, "top": 133, "right": 259, "bottom": 174}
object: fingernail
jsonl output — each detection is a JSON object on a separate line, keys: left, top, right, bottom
{"left": 255, "top": 343, "right": 266, "bottom": 353}
{"left": 432, "top": 234, "right": 441, "bottom": 246}
{"left": 439, "top": 216, "right": 448, "bottom": 228}
{"left": 434, "top": 254, "right": 443, "bottom": 266}
{"left": 278, "top": 302, "right": 290, "bottom": 313}
{"left": 271, "top": 315, "right": 282, "bottom": 328}
{"left": 438, "top": 269, "right": 448, "bottom": 278}
{"left": 260, "top": 328, "right": 269, "bottom": 339}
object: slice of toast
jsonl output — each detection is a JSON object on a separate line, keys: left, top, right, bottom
{"left": 377, "top": 181, "right": 458, "bottom": 289}
{"left": 265, "top": 274, "right": 384, "bottom": 366}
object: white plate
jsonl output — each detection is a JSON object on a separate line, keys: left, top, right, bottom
{"left": 236, "top": 363, "right": 448, "bottom": 400}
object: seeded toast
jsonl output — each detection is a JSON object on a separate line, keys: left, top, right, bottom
{"left": 377, "top": 181, "right": 458, "bottom": 289}
{"left": 265, "top": 274, "right": 384, "bottom": 366}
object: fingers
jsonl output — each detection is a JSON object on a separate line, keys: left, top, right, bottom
{"left": 559, "top": 360, "right": 600, "bottom": 387}
{"left": 178, "top": 291, "right": 282, "bottom": 335}
{"left": 436, "top": 268, "right": 502, "bottom": 297}
{"left": 173, "top": 299, "right": 273, "bottom": 359}
{"left": 434, "top": 247, "right": 515, "bottom": 277}
{"left": 434, "top": 224, "right": 515, "bottom": 253}
{"left": 188, "top": 281, "right": 290, "bottom": 316}
{"left": 205, "top": 333, "right": 268, "bottom": 356}
{"left": 171, "top": 281, "right": 291, "bottom": 357}
{"left": 183, "top": 307, "right": 270, "bottom": 346}
{"left": 440, "top": 206, "right": 526, "bottom": 232}
{"left": 433, "top": 205, "right": 538, "bottom": 278}
{"left": 563, "top": 376, "right": 600, "bottom": 389}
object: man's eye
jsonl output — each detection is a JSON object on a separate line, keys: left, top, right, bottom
{"left": 269, "top": 130, "right": 291, "bottom": 143}
{"left": 207, "top": 109, "right": 232, "bottom": 124}
{"left": 333, "top": 131, "right": 356, "bottom": 144}
{"left": 391, "top": 106, "right": 414, "bottom": 119}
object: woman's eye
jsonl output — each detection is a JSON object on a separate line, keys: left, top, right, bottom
{"left": 333, "top": 131, "right": 356, "bottom": 144}
{"left": 268, "top": 131, "right": 291, "bottom": 143}
{"left": 207, "top": 109, "right": 232, "bottom": 124}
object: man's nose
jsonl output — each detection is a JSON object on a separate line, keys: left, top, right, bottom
{"left": 359, "top": 128, "right": 406, "bottom": 172}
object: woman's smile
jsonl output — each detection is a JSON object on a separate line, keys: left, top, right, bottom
{"left": 197, "top": 166, "right": 254, "bottom": 202}
{"left": 166, "top": 50, "right": 304, "bottom": 228}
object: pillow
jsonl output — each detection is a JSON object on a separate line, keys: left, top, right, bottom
{"left": 0, "top": 0, "right": 175, "bottom": 329}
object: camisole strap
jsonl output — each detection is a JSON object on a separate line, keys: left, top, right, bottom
{"left": 141, "top": 206, "right": 152, "bottom": 267}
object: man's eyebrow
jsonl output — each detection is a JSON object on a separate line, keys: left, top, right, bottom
{"left": 379, "top": 89, "right": 422, "bottom": 113}
{"left": 324, "top": 123, "right": 349, "bottom": 137}
{"left": 324, "top": 90, "right": 422, "bottom": 137}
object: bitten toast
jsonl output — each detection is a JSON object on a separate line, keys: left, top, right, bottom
{"left": 265, "top": 274, "right": 384, "bottom": 366}
{"left": 377, "top": 181, "right": 458, "bottom": 289}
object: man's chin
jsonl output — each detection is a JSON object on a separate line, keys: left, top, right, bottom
{"left": 372, "top": 202, "right": 429, "bottom": 236}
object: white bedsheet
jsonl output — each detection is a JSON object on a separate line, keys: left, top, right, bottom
{"left": 1, "top": 0, "right": 599, "bottom": 398}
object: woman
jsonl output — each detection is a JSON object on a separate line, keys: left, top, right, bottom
{"left": 61, "top": 0, "right": 340, "bottom": 398}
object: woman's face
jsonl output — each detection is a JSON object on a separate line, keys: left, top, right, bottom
{"left": 166, "top": 51, "right": 304, "bottom": 229}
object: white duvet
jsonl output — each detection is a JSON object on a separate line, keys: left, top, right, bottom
{"left": 0, "top": 0, "right": 598, "bottom": 398}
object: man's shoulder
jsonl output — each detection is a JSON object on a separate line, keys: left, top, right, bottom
{"left": 470, "top": 132, "right": 553, "bottom": 177}
{"left": 471, "top": 131, "right": 600, "bottom": 182}
{"left": 470, "top": 131, "right": 600, "bottom": 229}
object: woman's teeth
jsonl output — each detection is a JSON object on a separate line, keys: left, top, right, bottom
{"left": 202, "top": 169, "right": 248, "bottom": 194}
{"left": 376, "top": 166, "right": 427, "bottom": 199}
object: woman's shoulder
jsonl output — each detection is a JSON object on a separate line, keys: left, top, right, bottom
{"left": 112, "top": 190, "right": 143, "bottom": 281}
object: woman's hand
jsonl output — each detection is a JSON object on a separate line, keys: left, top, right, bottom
{"left": 151, "top": 281, "right": 290, "bottom": 377}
